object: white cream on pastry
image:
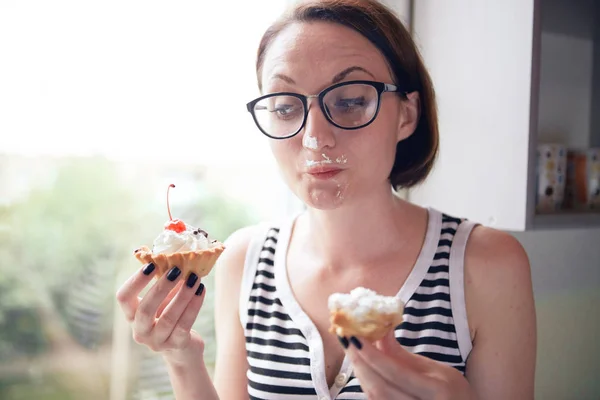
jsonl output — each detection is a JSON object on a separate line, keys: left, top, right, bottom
{"left": 328, "top": 287, "right": 404, "bottom": 320}
{"left": 152, "top": 225, "right": 216, "bottom": 255}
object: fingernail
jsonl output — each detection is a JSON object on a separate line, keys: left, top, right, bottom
{"left": 142, "top": 263, "right": 155, "bottom": 275}
{"left": 166, "top": 267, "right": 181, "bottom": 282}
{"left": 350, "top": 336, "right": 362, "bottom": 350}
{"left": 195, "top": 283, "right": 205, "bottom": 296}
{"left": 186, "top": 273, "right": 198, "bottom": 288}
{"left": 337, "top": 335, "right": 349, "bottom": 349}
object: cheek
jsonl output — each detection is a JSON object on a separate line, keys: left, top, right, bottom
{"left": 358, "top": 141, "right": 396, "bottom": 183}
{"left": 356, "top": 118, "right": 399, "bottom": 173}
{"left": 269, "top": 140, "right": 299, "bottom": 174}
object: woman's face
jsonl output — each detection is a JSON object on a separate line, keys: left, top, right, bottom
{"left": 260, "top": 21, "right": 416, "bottom": 210}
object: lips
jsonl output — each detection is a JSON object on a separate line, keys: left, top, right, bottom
{"left": 306, "top": 165, "right": 343, "bottom": 179}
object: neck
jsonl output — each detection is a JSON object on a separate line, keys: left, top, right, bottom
{"left": 297, "top": 186, "right": 426, "bottom": 269}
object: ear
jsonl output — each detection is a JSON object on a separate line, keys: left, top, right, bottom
{"left": 396, "top": 91, "right": 420, "bottom": 142}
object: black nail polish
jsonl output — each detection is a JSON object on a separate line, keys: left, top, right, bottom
{"left": 338, "top": 336, "right": 349, "bottom": 349}
{"left": 195, "top": 283, "right": 205, "bottom": 296}
{"left": 186, "top": 273, "right": 198, "bottom": 288}
{"left": 350, "top": 336, "right": 362, "bottom": 350}
{"left": 142, "top": 263, "right": 155, "bottom": 275}
{"left": 166, "top": 267, "right": 181, "bottom": 281}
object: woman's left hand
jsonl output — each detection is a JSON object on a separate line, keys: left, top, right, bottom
{"left": 340, "top": 331, "right": 474, "bottom": 400}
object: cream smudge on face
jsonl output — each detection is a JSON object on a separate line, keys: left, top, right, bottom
{"left": 302, "top": 134, "right": 319, "bottom": 150}
{"left": 333, "top": 181, "right": 349, "bottom": 204}
{"left": 304, "top": 153, "right": 348, "bottom": 168}
{"left": 335, "top": 154, "right": 348, "bottom": 164}
{"left": 297, "top": 148, "right": 352, "bottom": 209}
{"left": 309, "top": 175, "right": 350, "bottom": 208}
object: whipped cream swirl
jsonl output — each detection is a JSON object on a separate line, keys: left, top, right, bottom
{"left": 152, "top": 225, "right": 216, "bottom": 255}
{"left": 328, "top": 287, "right": 403, "bottom": 320}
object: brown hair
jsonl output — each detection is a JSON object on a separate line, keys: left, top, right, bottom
{"left": 255, "top": 0, "right": 438, "bottom": 189}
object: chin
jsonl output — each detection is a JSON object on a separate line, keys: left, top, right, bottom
{"left": 305, "top": 199, "right": 342, "bottom": 211}
{"left": 302, "top": 186, "right": 350, "bottom": 210}
{"left": 286, "top": 174, "right": 355, "bottom": 210}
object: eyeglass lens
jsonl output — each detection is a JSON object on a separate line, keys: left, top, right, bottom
{"left": 252, "top": 83, "right": 379, "bottom": 138}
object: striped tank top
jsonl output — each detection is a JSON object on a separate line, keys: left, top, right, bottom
{"left": 239, "top": 208, "right": 476, "bottom": 400}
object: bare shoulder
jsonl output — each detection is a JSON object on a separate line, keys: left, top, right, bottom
{"left": 462, "top": 226, "right": 536, "bottom": 398}
{"left": 463, "top": 225, "right": 533, "bottom": 344}
{"left": 214, "top": 224, "right": 266, "bottom": 322}
{"left": 213, "top": 224, "right": 265, "bottom": 396}
{"left": 466, "top": 223, "right": 529, "bottom": 266}
{"left": 464, "top": 224, "right": 532, "bottom": 298}
{"left": 461, "top": 225, "right": 536, "bottom": 396}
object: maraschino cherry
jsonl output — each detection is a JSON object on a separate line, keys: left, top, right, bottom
{"left": 164, "top": 184, "right": 186, "bottom": 233}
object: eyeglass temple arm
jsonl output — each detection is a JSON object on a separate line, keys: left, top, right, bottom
{"left": 384, "top": 83, "right": 409, "bottom": 96}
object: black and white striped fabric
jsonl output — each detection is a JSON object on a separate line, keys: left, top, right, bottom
{"left": 239, "top": 208, "right": 477, "bottom": 400}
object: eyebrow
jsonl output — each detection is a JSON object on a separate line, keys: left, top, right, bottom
{"left": 331, "top": 66, "right": 376, "bottom": 83}
{"left": 271, "top": 66, "right": 376, "bottom": 86}
{"left": 272, "top": 73, "right": 296, "bottom": 85}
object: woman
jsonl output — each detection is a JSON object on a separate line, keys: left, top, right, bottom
{"left": 116, "top": 0, "right": 536, "bottom": 398}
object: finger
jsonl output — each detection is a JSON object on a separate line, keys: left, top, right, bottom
{"left": 375, "top": 328, "right": 400, "bottom": 354}
{"left": 342, "top": 337, "right": 412, "bottom": 400}
{"left": 346, "top": 336, "right": 429, "bottom": 399}
{"left": 165, "top": 282, "right": 207, "bottom": 348}
{"left": 375, "top": 330, "right": 429, "bottom": 374}
{"left": 133, "top": 266, "right": 183, "bottom": 336}
{"left": 156, "top": 280, "right": 185, "bottom": 318}
{"left": 115, "top": 262, "right": 158, "bottom": 322}
{"left": 153, "top": 273, "right": 201, "bottom": 344}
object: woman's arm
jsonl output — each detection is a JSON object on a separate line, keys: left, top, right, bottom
{"left": 212, "top": 226, "right": 255, "bottom": 399}
{"left": 164, "top": 351, "right": 219, "bottom": 400}
{"left": 464, "top": 227, "right": 537, "bottom": 399}
{"left": 116, "top": 260, "right": 219, "bottom": 400}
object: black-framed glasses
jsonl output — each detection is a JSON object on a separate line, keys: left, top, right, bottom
{"left": 246, "top": 80, "right": 407, "bottom": 139}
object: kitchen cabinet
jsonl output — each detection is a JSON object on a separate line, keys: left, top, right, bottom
{"left": 409, "top": 0, "right": 600, "bottom": 231}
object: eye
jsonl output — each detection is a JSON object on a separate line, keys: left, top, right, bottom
{"left": 273, "top": 104, "right": 295, "bottom": 115}
{"left": 336, "top": 97, "right": 365, "bottom": 107}
{"left": 271, "top": 103, "right": 302, "bottom": 120}
{"left": 334, "top": 96, "right": 367, "bottom": 114}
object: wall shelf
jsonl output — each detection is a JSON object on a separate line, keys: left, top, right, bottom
{"left": 532, "top": 211, "right": 600, "bottom": 230}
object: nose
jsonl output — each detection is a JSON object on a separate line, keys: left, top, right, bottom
{"left": 302, "top": 99, "right": 336, "bottom": 151}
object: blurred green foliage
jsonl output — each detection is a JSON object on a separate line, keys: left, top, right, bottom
{"left": 0, "top": 156, "right": 257, "bottom": 399}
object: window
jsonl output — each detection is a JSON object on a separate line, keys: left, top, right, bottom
{"left": 0, "top": 2, "right": 300, "bottom": 399}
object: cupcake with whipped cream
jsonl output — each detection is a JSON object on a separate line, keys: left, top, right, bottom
{"left": 134, "top": 184, "right": 225, "bottom": 278}
{"left": 328, "top": 287, "right": 404, "bottom": 341}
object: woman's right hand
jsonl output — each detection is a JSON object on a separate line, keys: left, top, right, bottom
{"left": 116, "top": 263, "right": 207, "bottom": 367}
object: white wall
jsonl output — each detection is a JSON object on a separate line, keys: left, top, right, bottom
{"left": 512, "top": 228, "right": 600, "bottom": 399}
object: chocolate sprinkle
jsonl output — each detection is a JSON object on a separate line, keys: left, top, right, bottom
{"left": 199, "top": 229, "right": 208, "bottom": 238}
